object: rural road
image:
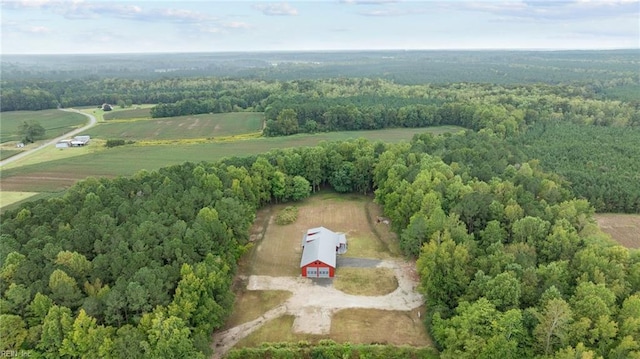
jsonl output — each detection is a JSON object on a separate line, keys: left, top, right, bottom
{"left": 210, "top": 259, "right": 423, "bottom": 358}
{"left": 0, "top": 108, "right": 97, "bottom": 167}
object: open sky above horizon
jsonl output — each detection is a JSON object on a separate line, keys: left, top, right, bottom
{"left": 1, "top": 0, "right": 639, "bottom": 55}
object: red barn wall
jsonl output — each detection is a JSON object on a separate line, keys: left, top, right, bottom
{"left": 301, "top": 260, "right": 335, "bottom": 278}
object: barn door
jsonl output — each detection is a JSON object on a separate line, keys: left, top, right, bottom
{"left": 306, "top": 267, "right": 317, "bottom": 277}
{"left": 318, "top": 267, "right": 330, "bottom": 278}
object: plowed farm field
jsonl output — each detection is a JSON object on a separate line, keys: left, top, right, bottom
{"left": 594, "top": 214, "right": 640, "bottom": 249}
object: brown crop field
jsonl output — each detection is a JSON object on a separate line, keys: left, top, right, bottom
{"left": 594, "top": 214, "right": 640, "bottom": 249}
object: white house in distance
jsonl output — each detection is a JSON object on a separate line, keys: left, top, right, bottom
{"left": 300, "top": 227, "right": 347, "bottom": 278}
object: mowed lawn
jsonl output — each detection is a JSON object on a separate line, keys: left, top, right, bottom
{"left": 0, "top": 109, "right": 89, "bottom": 143}
{"left": 0, "top": 126, "right": 462, "bottom": 193}
{"left": 595, "top": 214, "right": 640, "bottom": 249}
{"left": 88, "top": 112, "right": 264, "bottom": 140}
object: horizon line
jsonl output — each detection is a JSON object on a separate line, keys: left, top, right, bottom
{"left": 3, "top": 47, "right": 639, "bottom": 56}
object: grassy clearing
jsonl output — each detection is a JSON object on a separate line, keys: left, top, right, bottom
{"left": 237, "top": 308, "right": 432, "bottom": 349}
{"left": 0, "top": 191, "right": 40, "bottom": 208}
{"left": 594, "top": 214, "right": 640, "bottom": 249}
{"left": 330, "top": 307, "right": 431, "bottom": 346}
{"left": 230, "top": 193, "right": 432, "bottom": 350}
{"left": 224, "top": 290, "right": 292, "bottom": 329}
{"left": 0, "top": 109, "right": 88, "bottom": 143}
{"left": 235, "top": 316, "right": 321, "bottom": 348}
{"left": 88, "top": 112, "right": 263, "bottom": 141}
{"left": 0, "top": 126, "right": 461, "bottom": 193}
{"left": 333, "top": 267, "right": 398, "bottom": 296}
{"left": 247, "top": 193, "right": 392, "bottom": 277}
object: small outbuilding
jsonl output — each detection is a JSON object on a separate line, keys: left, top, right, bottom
{"left": 300, "top": 227, "right": 347, "bottom": 278}
{"left": 56, "top": 140, "right": 71, "bottom": 148}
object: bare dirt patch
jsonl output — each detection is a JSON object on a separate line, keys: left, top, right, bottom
{"left": 595, "top": 214, "right": 640, "bottom": 248}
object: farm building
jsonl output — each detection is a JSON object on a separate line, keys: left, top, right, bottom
{"left": 56, "top": 136, "right": 90, "bottom": 148}
{"left": 300, "top": 227, "right": 347, "bottom": 278}
{"left": 56, "top": 140, "right": 71, "bottom": 148}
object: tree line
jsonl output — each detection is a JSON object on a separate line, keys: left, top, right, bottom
{"left": 2, "top": 132, "right": 639, "bottom": 357}
{"left": 373, "top": 134, "right": 640, "bottom": 359}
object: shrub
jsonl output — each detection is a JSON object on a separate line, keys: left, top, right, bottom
{"left": 105, "top": 139, "right": 134, "bottom": 148}
{"left": 275, "top": 206, "right": 298, "bottom": 225}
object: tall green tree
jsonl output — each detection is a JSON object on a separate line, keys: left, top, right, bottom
{"left": 19, "top": 121, "right": 46, "bottom": 143}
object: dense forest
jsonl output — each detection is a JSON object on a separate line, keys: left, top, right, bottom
{"left": 9, "top": 75, "right": 638, "bottom": 211}
{"left": 2, "top": 134, "right": 639, "bottom": 357}
{"left": 2, "top": 50, "right": 639, "bottom": 112}
{"left": 2, "top": 50, "right": 639, "bottom": 85}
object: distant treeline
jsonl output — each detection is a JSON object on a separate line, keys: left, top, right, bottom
{"left": 2, "top": 50, "right": 639, "bottom": 86}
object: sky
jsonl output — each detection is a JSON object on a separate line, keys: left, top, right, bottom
{"left": 1, "top": 0, "right": 639, "bottom": 54}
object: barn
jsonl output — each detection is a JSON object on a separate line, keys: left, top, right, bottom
{"left": 300, "top": 227, "right": 347, "bottom": 278}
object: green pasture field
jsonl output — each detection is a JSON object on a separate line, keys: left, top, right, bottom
{"left": 0, "top": 191, "right": 39, "bottom": 208}
{"left": 0, "top": 149, "right": 23, "bottom": 161}
{"left": 0, "top": 109, "right": 88, "bottom": 143}
{"left": 0, "top": 126, "right": 462, "bottom": 193}
{"left": 76, "top": 104, "right": 154, "bottom": 123}
{"left": 103, "top": 107, "right": 152, "bottom": 120}
{"left": 88, "top": 112, "right": 264, "bottom": 141}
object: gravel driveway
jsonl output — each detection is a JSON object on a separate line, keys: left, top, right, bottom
{"left": 211, "top": 259, "right": 423, "bottom": 358}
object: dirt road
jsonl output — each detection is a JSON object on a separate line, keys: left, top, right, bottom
{"left": 211, "top": 259, "right": 422, "bottom": 358}
{"left": 0, "top": 108, "right": 96, "bottom": 167}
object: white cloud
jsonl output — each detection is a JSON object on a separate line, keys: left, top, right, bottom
{"left": 1, "top": 1, "right": 215, "bottom": 23}
{"left": 459, "top": 0, "right": 640, "bottom": 21}
{"left": 340, "top": 0, "right": 400, "bottom": 4}
{"left": 28, "top": 25, "right": 51, "bottom": 33}
{"left": 253, "top": 2, "right": 298, "bottom": 16}
{"left": 224, "top": 21, "right": 251, "bottom": 29}
{"left": 359, "top": 7, "right": 424, "bottom": 16}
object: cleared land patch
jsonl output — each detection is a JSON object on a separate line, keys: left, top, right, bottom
{"left": 331, "top": 307, "right": 431, "bottom": 346}
{"left": 88, "top": 112, "right": 263, "bottom": 141}
{"left": 333, "top": 267, "right": 398, "bottom": 295}
{"left": 595, "top": 214, "right": 640, "bottom": 249}
{"left": 235, "top": 315, "right": 317, "bottom": 348}
{"left": 223, "top": 290, "right": 292, "bottom": 329}
{"left": 213, "top": 194, "right": 428, "bottom": 357}
{"left": 248, "top": 194, "right": 389, "bottom": 277}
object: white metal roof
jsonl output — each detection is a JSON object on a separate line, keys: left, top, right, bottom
{"left": 300, "top": 226, "right": 341, "bottom": 268}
